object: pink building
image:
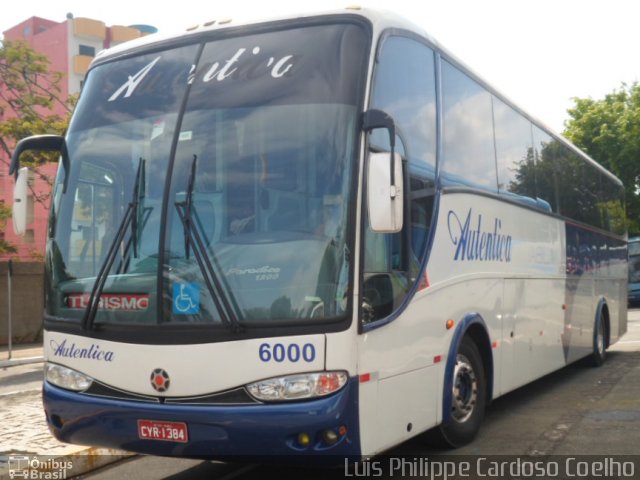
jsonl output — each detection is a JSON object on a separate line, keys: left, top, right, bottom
{"left": 0, "top": 15, "right": 154, "bottom": 260}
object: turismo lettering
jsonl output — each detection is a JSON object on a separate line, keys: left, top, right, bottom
{"left": 447, "top": 209, "right": 512, "bottom": 262}
{"left": 50, "top": 339, "right": 115, "bottom": 362}
{"left": 65, "top": 293, "right": 149, "bottom": 311}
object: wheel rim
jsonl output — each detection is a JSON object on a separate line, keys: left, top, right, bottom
{"left": 451, "top": 353, "right": 478, "bottom": 423}
{"left": 596, "top": 320, "right": 605, "bottom": 356}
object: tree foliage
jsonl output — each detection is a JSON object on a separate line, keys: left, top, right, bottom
{"left": 0, "top": 39, "right": 74, "bottom": 184}
{"left": 0, "top": 39, "right": 75, "bottom": 255}
{"left": 564, "top": 82, "right": 640, "bottom": 235}
{"left": 509, "top": 140, "right": 626, "bottom": 236}
{"left": 0, "top": 201, "right": 17, "bottom": 254}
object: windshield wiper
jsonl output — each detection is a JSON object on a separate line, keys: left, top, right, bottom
{"left": 115, "top": 158, "right": 153, "bottom": 274}
{"left": 175, "top": 155, "right": 243, "bottom": 332}
{"left": 116, "top": 160, "right": 152, "bottom": 273}
{"left": 115, "top": 205, "right": 152, "bottom": 274}
{"left": 131, "top": 159, "right": 146, "bottom": 258}
{"left": 82, "top": 158, "right": 146, "bottom": 330}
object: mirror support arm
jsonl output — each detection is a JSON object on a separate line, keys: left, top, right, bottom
{"left": 10, "top": 134, "right": 70, "bottom": 192}
{"left": 362, "top": 109, "right": 397, "bottom": 188}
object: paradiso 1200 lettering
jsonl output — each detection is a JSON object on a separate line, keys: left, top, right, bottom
{"left": 447, "top": 209, "right": 513, "bottom": 262}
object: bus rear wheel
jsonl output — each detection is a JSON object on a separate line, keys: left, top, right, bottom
{"left": 587, "top": 315, "right": 607, "bottom": 367}
{"left": 429, "top": 337, "right": 486, "bottom": 448}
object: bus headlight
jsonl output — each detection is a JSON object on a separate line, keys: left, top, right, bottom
{"left": 246, "top": 371, "right": 348, "bottom": 402}
{"left": 45, "top": 363, "right": 93, "bottom": 392}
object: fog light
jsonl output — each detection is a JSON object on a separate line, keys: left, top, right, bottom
{"left": 297, "top": 432, "right": 311, "bottom": 447}
{"left": 50, "top": 414, "right": 64, "bottom": 428}
{"left": 322, "top": 429, "right": 339, "bottom": 445}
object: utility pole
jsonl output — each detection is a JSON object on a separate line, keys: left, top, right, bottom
{"left": 7, "top": 259, "right": 12, "bottom": 359}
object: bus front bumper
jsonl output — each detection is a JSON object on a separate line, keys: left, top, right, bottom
{"left": 43, "top": 377, "right": 361, "bottom": 462}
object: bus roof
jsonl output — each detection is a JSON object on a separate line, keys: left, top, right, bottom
{"left": 94, "top": 7, "right": 432, "bottom": 64}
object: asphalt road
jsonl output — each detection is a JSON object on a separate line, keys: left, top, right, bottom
{"left": 79, "top": 310, "right": 640, "bottom": 479}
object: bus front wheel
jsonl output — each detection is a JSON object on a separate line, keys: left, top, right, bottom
{"left": 429, "top": 337, "right": 486, "bottom": 448}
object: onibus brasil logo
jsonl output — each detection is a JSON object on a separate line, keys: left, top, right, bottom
{"left": 5, "top": 455, "right": 73, "bottom": 479}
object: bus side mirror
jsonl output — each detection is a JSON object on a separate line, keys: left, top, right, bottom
{"left": 362, "top": 109, "right": 403, "bottom": 233}
{"left": 13, "top": 167, "right": 32, "bottom": 236}
{"left": 367, "top": 151, "right": 403, "bottom": 233}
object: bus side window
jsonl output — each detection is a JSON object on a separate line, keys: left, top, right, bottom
{"left": 363, "top": 36, "right": 436, "bottom": 323}
{"left": 441, "top": 61, "right": 497, "bottom": 192}
{"left": 69, "top": 163, "right": 117, "bottom": 277}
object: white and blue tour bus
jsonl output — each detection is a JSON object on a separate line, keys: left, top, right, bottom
{"left": 10, "top": 7, "right": 628, "bottom": 461}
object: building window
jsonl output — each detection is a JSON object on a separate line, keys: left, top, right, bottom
{"left": 79, "top": 45, "right": 96, "bottom": 57}
{"left": 25, "top": 229, "right": 35, "bottom": 244}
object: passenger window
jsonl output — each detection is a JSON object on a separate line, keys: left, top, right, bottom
{"left": 493, "top": 98, "right": 536, "bottom": 203}
{"left": 441, "top": 61, "right": 497, "bottom": 192}
{"left": 600, "top": 173, "right": 626, "bottom": 235}
{"left": 531, "top": 127, "right": 558, "bottom": 212}
{"left": 363, "top": 36, "right": 436, "bottom": 323}
{"left": 533, "top": 129, "right": 592, "bottom": 220}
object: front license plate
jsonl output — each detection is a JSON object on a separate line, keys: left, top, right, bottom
{"left": 138, "top": 419, "right": 188, "bottom": 443}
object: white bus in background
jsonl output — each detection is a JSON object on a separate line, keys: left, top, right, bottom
{"left": 11, "top": 7, "right": 627, "bottom": 460}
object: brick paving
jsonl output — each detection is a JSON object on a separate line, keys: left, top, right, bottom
{"left": 0, "top": 346, "right": 131, "bottom": 479}
{"left": 0, "top": 390, "right": 85, "bottom": 456}
{"left": 0, "top": 345, "right": 90, "bottom": 457}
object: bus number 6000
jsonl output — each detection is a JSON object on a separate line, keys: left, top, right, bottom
{"left": 259, "top": 343, "right": 316, "bottom": 363}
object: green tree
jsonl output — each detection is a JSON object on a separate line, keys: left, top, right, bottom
{"left": 0, "top": 39, "right": 75, "bottom": 255}
{"left": 0, "top": 201, "right": 17, "bottom": 254}
{"left": 564, "top": 82, "right": 640, "bottom": 235}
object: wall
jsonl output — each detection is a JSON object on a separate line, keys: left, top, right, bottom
{"left": 0, "top": 163, "right": 58, "bottom": 261}
{"left": 0, "top": 262, "right": 44, "bottom": 344}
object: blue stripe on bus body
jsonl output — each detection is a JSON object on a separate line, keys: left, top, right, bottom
{"left": 43, "top": 376, "right": 361, "bottom": 463}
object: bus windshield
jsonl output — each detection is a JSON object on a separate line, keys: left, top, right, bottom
{"left": 46, "top": 22, "right": 368, "bottom": 330}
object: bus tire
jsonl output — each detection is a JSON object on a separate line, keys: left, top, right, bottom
{"left": 588, "top": 314, "right": 607, "bottom": 367}
{"left": 428, "top": 336, "right": 487, "bottom": 448}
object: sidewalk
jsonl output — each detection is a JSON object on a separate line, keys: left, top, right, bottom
{"left": 0, "top": 343, "right": 44, "bottom": 368}
{"left": 0, "top": 344, "right": 132, "bottom": 479}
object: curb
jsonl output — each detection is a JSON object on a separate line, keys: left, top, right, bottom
{"left": 0, "top": 447, "right": 134, "bottom": 479}
{"left": 0, "top": 357, "right": 44, "bottom": 369}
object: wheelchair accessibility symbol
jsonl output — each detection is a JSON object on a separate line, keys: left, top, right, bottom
{"left": 173, "top": 283, "right": 200, "bottom": 315}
